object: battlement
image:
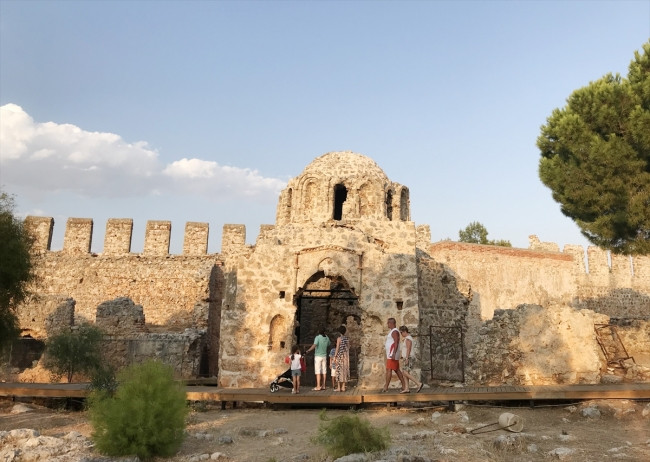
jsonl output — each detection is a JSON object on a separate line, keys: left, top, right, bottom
{"left": 529, "top": 234, "right": 650, "bottom": 280}
{"left": 25, "top": 216, "right": 216, "bottom": 256}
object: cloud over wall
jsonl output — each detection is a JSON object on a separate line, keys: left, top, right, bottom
{"left": 0, "top": 104, "right": 286, "bottom": 201}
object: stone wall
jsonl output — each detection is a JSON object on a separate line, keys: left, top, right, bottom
{"left": 94, "top": 297, "right": 207, "bottom": 379}
{"left": 21, "top": 216, "right": 224, "bottom": 377}
{"left": 466, "top": 304, "right": 610, "bottom": 385}
{"left": 416, "top": 254, "right": 471, "bottom": 382}
{"left": 101, "top": 330, "right": 206, "bottom": 379}
{"left": 16, "top": 295, "right": 75, "bottom": 338}
{"left": 428, "top": 240, "right": 579, "bottom": 321}
{"left": 96, "top": 297, "right": 146, "bottom": 335}
{"left": 219, "top": 221, "right": 420, "bottom": 389}
{"left": 428, "top": 237, "right": 650, "bottom": 322}
{"left": 613, "top": 319, "right": 650, "bottom": 366}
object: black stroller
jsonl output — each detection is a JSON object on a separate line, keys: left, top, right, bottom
{"left": 269, "top": 367, "right": 293, "bottom": 393}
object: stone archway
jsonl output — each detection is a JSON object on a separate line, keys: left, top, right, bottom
{"left": 294, "top": 271, "right": 361, "bottom": 386}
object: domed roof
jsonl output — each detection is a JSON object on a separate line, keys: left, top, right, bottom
{"left": 275, "top": 151, "right": 409, "bottom": 225}
{"left": 299, "top": 151, "right": 389, "bottom": 183}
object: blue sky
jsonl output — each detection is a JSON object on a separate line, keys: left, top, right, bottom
{"left": 1, "top": 0, "right": 649, "bottom": 254}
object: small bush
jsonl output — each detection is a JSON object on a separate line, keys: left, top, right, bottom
{"left": 312, "top": 410, "right": 390, "bottom": 458}
{"left": 88, "top": 363, "right": 118, "bottom": 396}
{"left": 88, "top": 360, "right": 188, "bottom": 460}
{"left": 43, "top": 324, "right": 103, "bottom": 382}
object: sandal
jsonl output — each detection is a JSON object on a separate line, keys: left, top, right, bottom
{"left": 379, "top": 389, "right": 387, "bottom": 393}
{"left": 312, "top": 388, "right": 321, "bottom": 391}
{"left": 399, "top": 389, "right": 410, "bottom": 394}
{"left": 416, "top": 383, "right": 423, "bottom": 393}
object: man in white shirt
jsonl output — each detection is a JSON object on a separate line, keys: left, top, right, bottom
{"left": 382, "top": 317, "right": 408, "bottom": 393}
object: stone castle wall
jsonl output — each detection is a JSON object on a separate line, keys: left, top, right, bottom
{"left": 219, "top": 220, "right": 420, "bottom": 389}
{"left": 427, "top": 237, "right": 650, "bottom": 321}
{"left": 22, "top": 216, "right": 225, "bottom": 377}
{"left": 16, "top": 214, "right": 650, "bottom": 387}
{"left": 12, "top": 150, "right": 650, "bottom": 387}
{"left": 24, "top": 216, "right": 223, "bottom": 326}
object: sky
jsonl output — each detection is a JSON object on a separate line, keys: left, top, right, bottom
{"left": 1, "top": 0, "right": 649, "bottom": 254}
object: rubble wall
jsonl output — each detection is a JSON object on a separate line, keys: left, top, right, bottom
{"left": 466, "top": 304, "right": 610, "bottom": 385}
{"left": 219, "top": 221, "right": 420, "bottom": 389}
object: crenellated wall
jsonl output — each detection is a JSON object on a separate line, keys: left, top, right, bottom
{"left": 15, "top": 214, "right": 650, "bottom": 387}
{"left": 10, "top": 152, "right": 650, "bottom": 387}
{"left": 427, "top": 236, "right": 650, "bottom": 321}
{"left": 21, "top": 216, "right": 225, "bottom": 377}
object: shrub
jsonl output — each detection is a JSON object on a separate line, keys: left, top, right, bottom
{"left": 88, "top": 360, "right": 188, "bottom": 460}
{"left": 88, "top": 363, "right": 118, "bottom": 396}
{"left": 312, "top": 410, "right": 390, "bottom": 458}
{"left": 43, "top": 324, "right": 103, "bottom": 382}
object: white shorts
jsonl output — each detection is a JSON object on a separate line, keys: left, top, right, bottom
{"left": 314, "top": 356, "right": 327, "bottom": 374}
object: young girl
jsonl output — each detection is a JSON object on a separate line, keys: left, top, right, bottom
{"left": 329, "top": 347, "right": 337, "bottom": 389}
{"left": 288, "top": 345, "right": 302, "bottom": 394}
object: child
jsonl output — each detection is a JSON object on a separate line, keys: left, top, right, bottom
{"left": 287, "top": 345, "right": 302, "bottom": 394}
{"left": 329, "top": 347, "right": 337, "bottom": 389}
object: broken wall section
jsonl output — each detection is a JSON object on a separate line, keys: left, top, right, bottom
{"left": 465, "top": 304, "right": 650, "bottom": 386}
{"left": 7, "top": 297, "right": 208, "bottom": 382}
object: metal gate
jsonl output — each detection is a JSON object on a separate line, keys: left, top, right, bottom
{"left": 418, "top": 325, "right": 465, "bottom": 383}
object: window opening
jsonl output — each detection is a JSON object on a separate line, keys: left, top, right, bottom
{"left": 386, "top": 191, "right": 393, "bottom": 220}
{"left": 400, "top": 188, "right": 409, "bottom": 221}
{"left": 333, "top": 184, "right": 347, "bottom": 220}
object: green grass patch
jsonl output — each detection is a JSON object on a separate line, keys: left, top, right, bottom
{"left": 311, "top": 410, "right": 390, "bottom": 459}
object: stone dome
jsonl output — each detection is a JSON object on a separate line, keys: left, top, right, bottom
{"left": 275, "top": 151, "right": 410, "bottom": 225}
{"left": 299, "top": 151, "right": 390, "bottom": 184}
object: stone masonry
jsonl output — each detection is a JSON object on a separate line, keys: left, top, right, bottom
{"left": 9, "top": 151, "right": 650, "bottom": 387}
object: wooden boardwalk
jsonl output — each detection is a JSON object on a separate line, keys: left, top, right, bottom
{"left": 2, "top": 382, "right": 650, "bottom": 407}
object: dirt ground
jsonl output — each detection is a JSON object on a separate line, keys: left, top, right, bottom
{"left": 1, "top": 397, "right": 649, "bottom": 462}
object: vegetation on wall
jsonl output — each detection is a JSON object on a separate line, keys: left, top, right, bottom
{"left": 0, "top": 191, "right": 34, "bottom": 354}
{"left": 458, "top": 221, "right": 512, "bottom": 247}
{"left": 537, "top": 41, "right": 650, "bottom": 255}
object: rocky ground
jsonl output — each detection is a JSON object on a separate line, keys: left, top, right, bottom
{"left": 1, "top": 398, "right": 649, "bottom": 462}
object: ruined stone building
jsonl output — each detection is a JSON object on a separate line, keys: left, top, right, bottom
{"left": 11, "top": 152, "right": 650, "bottom": 387}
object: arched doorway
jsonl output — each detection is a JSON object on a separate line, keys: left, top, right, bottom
{"left": 294, "top": 271, "right": 361, "bottom": 387}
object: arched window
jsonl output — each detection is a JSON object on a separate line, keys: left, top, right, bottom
{"left": 283, "top": 188, "right": 292, "bottom": 222}
{"left": 386, "top": 190, "right": 393, "bottom": 220}
{"left": 400, "top": 188, "right": 409, "bottom": 221}
{"left": 333, "top": 184, "right": 347, "bottom": 220}
{"left": 268, "top": 315, "right": 285, "bottom": 351}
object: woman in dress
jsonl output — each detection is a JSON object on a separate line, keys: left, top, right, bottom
{"left": 399, "top": 325, "right": 423, "bottom": 393}
{"left": 334, "top": 325, "right": 350, "bottom": 392}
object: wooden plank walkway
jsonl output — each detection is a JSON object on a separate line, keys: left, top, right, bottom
{"left": 2, "top": 382, "right": 650, "bottom": 406}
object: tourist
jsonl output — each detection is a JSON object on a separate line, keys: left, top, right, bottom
{"left": 399, "top": 325, "right": 423, "bottom": 393}
{"left": 382, "top": 317, "right": 408, "bottom": 393}
{"left": 287, "top": 345, "right": 302, "bottom": 394}
{"left": 329, "top": 347, "right": 337, "bottom": 389}
{"left": 334, "top": 325, "right": 350, "bottom": 392}
{"left": 306, "top": 328, "right": 330, "bottom": 390}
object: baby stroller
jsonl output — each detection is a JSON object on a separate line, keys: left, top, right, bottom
{"left": 269, "top": 367, "right": 293, "bottom": 393}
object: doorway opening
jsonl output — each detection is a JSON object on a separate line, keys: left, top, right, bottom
{"left": 294, "top": 271, "right": 361, "bottom": 387}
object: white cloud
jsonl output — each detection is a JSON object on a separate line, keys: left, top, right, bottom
{"left": 163, "top": 158, "right": 286, "bottom": 197}
{"left": 164, "top": 158, "right": 218, "bottom": 179}
{"left": 0, "top": 104, "right": 286, "bottom": 201}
